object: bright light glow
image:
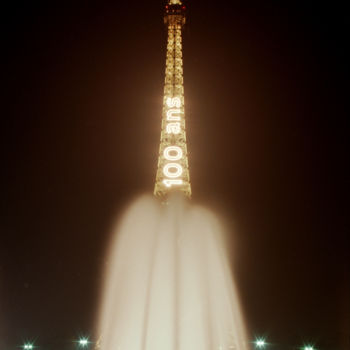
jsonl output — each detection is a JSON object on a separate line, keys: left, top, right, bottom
{"left": 169, "top": 0, "right": 182, "bottom": 5}
{"left": 163, "top": 163, "right": 183, "bottom": 178}
{"left": 78, "top": 338, "right": 89, "bottom": 347}
{"left": 163, "top": 179, "right": 183, "bottom": 187}
{"left": 166, "top": 122, "right": 181, "bottom": 134}
{"left": 304, "top": 346, "right": 314, "bottom": 350}
{"left": 255, "top": 338, "right": 266, "bottom": 348}
{"left": 164, "top": 146, "right": 183, "bottom": 161}
{"left": 166, "top": 109, "right": 181, "bottom": 121}
{"left": 166, "top": 97, "right": 181, "bottom": 108}
{"left": 23, "top": 344, "right": 34, "bottom": 350}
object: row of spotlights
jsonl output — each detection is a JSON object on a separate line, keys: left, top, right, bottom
{"left": 254, "top": 338, "right": 315, "bottom": 350}
{"left": 22, "top": 338, "right": 91, "bottom": 349}
{"left": 22, "top": 338, "right": 316, "bottom": 350}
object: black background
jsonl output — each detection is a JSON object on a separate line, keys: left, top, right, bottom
{"left": 1, "top": 1, "right": 348, "bottom": 350}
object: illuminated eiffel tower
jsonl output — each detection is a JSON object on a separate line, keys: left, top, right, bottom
{"left": 154, "top": 0, "right": 191, "bottom": 198}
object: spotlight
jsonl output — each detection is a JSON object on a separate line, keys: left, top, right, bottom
{"left": 78, "top": 338, "right": 90, "bottom": 348}
{"left": 23, "top": 343, "right": 34, "bottom": 350}
{"left": 255, "top": 338, "right": 267, "bottom": 348}
{"left": 304, "top": 346, "right": 315, "bottom": 350}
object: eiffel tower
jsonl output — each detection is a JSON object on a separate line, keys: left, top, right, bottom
{"left": 154, "top": 0, "right": 191, "bottom": 198}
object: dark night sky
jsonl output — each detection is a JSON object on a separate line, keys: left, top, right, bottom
{"left": 1, "top": 1, "right": 348, "bottom": 350}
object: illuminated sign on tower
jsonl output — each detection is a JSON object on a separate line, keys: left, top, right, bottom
{"left": 154, "top": 0, "right": 191, "bottom": 198}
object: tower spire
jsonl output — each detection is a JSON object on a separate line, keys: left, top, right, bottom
{"left": 154, "top": 0, "right": 191, "bottom": 198}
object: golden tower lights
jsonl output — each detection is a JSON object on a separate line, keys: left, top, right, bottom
{"left": 154, "top": 0, "right": 191, "bottom": 198}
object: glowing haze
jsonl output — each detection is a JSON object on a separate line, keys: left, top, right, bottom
{"left": 98, "top": 194, "right": 248, "bottom": 350}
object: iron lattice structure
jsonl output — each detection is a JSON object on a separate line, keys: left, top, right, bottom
{"left": 154, "top": 0, "right": 191, "bottom": 198}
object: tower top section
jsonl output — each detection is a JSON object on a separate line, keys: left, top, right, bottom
{"left": 164, "top": 0, "right": 186, "bottom": 26}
